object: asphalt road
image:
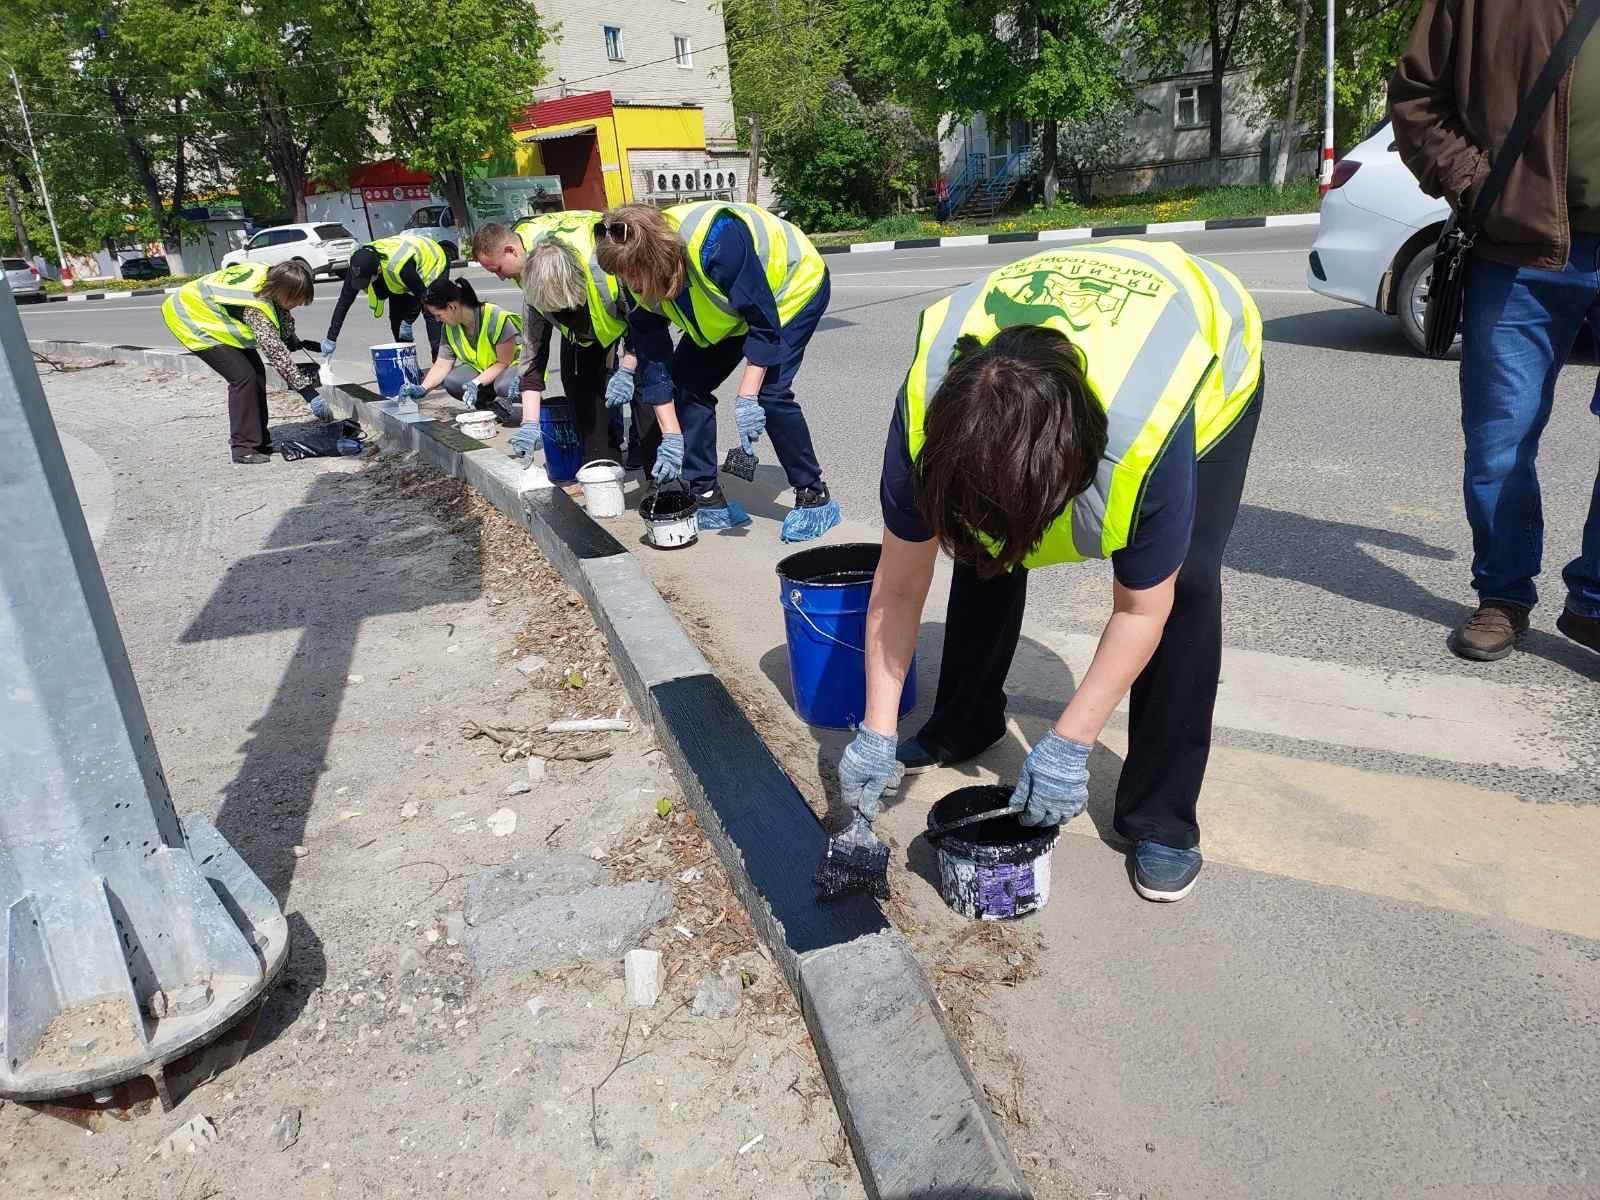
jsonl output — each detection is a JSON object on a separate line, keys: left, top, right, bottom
{"left": 24, "top": 227, "right": 1599, "bottom": 801}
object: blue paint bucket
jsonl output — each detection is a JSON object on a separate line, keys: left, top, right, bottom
{"left": 370, "top": 341, "right": 420, "bottom": 398}
{"left": 539, "top": 399, "right": 583, "bottom": 483}
{"left": 929, "top": 785, "right": 1059, "bottom": 921}
{"left": 776, "top": 543, "right": 916, "bottom": 729}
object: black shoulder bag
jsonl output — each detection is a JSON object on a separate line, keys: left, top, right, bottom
{"left": 1421, "top": 0, "right": 1600, "bottom": 358}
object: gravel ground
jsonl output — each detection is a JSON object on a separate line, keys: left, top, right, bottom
{"left": 0, "top": 361, "right": 863, "bottom": 1200}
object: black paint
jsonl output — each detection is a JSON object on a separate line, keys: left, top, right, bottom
{"left": 988, "top": 231, "right": 1040, "bottom": 244}
{"left": 82, "top": 293, "right": 107, "bottom": 301}
{"left": 1089, "top": 223, "right": 1148, "bottom": 238}
{"left": 893, "top": 238, "right": 941, "bottom": 250}
{"left": 112, "top": 344, "right": 152, "bottom": 351}
{"left": 343, "top": 383, "right": 385, "bottom": 403}
{"left": 927, "top": 785, "right": 1056, "bottom": 857}
{"left": 1205, "top": 216, "right": 1269, "bottom": 231}
{"left": 131, "top": 288, "right": 163, "bottom": 296}
{"left": 523, "top": 486, "right": 628, "bottom": 560}
{"left": 776, "top": 542, "right": 881, "bottom": 587}
{"left": 818, "top": 244, "right": 850, "bottom": 256}
{"left": 422, "top": 420, "right": 488, "bottom": 453}
{"left": 649, "top": 674, "right": 888, "bottom": 954}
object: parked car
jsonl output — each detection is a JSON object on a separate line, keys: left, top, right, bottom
{"left": 1307, "top": 122, "right": 1453, "bottom": 354}
{"left": 119, "top": 255, "right": 170, "bottom": 280}
{"left": 220, "top": 222, "right": 360, "bottom": 278}
{"left": 402, "top": 205, "right": 461, "bottom": 261}
{"left": 3, "top": 257, "right": 43, "bottom": 301}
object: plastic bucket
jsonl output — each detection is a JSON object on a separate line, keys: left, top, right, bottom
{"left": 640, "top": 481, "right": 698, "bottom": 549}
{"left": 539, "top": 400, "right": 583, "bottom": 483}
{"left": 455, "top": 410, "right": 497, "bottom": 441}
{"left": 776, "top": 543, "right": 917, "bottom": 729}
{"left": 370, "top": 342, "right": 420, "bottom": 399}
{"left": 928, "top": 785, "right": 1059, "bottom": 920}
{"left": 577, "top": 459, "right": 626, "bottom": 520}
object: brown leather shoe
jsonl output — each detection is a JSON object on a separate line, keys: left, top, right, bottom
{"left": 1556, "top": 607, "right": 1600, "bottom": 654}
{"left": 1449, "top": 601, "right": 1530, "bottom": 661}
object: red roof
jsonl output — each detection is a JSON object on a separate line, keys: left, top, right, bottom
{"left": 511, "top": 90, "right": 614, "bottom": 133}
{"left": 304, "top": 158, "right": 434, "bottom": 196}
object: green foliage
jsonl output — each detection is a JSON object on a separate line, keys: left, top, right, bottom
{"left": 865, "top": 212, "right": 927, "bottom": 239}
{"left": 764, "top": 81, "right": 934, "bottom": 231}
{"left": 724, "top": 0, "right": 852, "bottom": 144}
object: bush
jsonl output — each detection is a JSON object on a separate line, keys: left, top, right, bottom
{"left": 864, "top": 213, "right": 929, "bottom": 239}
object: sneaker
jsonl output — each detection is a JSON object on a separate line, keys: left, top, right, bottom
{"left": 231, "top": 451, "right": 271, "bottom": 465}
{"left": 1449, "top": 601, "right": 1530, "bottom": 661}
{"left": 1556, "top": 606, "right": 1600, "bottom": 654}
{"left": 895, "top": 733, "right": 1003, "bottom": 775}
{"left": 1132, "top": 841, "right": 1203, "bottom": 902}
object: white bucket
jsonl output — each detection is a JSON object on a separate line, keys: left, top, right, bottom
{"left": 576, "top": 459, "right": 626, "bottom": 520}
{"left": 455, "top": 410, "right": 497, "bottom": 441}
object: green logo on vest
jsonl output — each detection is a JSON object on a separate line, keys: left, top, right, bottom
{"left": 985, "top": 251, "right": 1166, "bottom": 332}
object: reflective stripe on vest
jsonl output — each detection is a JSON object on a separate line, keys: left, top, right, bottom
{"left": 366, "top": 234, "right": 447, "bottom": 316}
{"left": 902, "top": 242, "right": 1258, "bottom": 567}
{"left": 443, "top": 301, "right": 521, "bottom": 372}
{"left": 516, "top": 211, "right": 628, "bottom": 348}
{"left": 443, "top": 301, "right": 522, "bottom": 372}
{"left": 647, "top": 203, "right": 825, "bottom": 347}
{"left": 162, "top": 262, "right": 280, "bottom": 352}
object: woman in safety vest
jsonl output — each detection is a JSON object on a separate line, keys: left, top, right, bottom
{"left": 836, "top": 241, "right": 1264, "bottom": 903}
{"left": 321, "top": 232, "right": 450, "bottom": 360}
{"left": 394, "top": 278, "right": 523, "bottom": 420}
{"left": 594, "top": 202, "right": 841, "bottom": 540}
{"left": 162, "top": 260, "right": 327, "bottom": 464}
{"left": 470, "top": 215, "right": 681, "bottom": 475}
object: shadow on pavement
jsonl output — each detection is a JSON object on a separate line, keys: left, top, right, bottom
{"left": 1261, "top": 306, "right": 1428, "bottom": 358}
{"left": 177, "top": 468, "right": 483, "bottom": 900}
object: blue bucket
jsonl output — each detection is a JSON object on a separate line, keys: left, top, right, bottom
{"left": 370, "top": 342, "right": 420, "bottom": 399}
{"left": 777, "top": 543, "right": 917, "bottom": 729}
{"left": 540, "top": 399, "right": 583, "bottom": 483}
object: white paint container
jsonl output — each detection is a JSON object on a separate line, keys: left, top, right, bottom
{"left": 576, "top": 459, "right": 626, "bottom": 520}
{"left": 454, "top": 410, "right": 497, "bottom": 441}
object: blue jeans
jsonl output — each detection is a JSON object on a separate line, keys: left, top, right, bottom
{"left": 1459, "top": 235, "right": 1600, "bottom": 618}
{"left": 670, "top": 271, "right": 831, "bottom": 495}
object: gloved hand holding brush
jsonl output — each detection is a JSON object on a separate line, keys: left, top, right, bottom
{"left": 815, "top": 727, "right": 903, "bottom": 902}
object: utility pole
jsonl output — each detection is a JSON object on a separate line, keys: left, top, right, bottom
{"left": 1320, "top": 0, "right": 1336, "bottom": 194}
{"left": 745, "top": 115, "right": 762, "bottom": 204}
{"left": 8, "top": 66, "right": 66, "bottom": 278}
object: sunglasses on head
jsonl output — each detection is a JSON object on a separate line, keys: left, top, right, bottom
{"left": 593, "top": 220, "right": 632, "bottom": 243}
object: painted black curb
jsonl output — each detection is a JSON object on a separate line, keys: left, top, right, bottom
{"left": 815, "top": 210, "right": 1316, "bottom": 255}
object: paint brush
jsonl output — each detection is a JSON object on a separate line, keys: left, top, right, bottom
{"left": 814, "top": 813, "right": 890, "bottom": 901}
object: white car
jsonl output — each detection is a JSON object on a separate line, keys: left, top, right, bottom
{"left": 1307, "top": 122, "right": 1452, "bottom": 354}
{"left": 401, "top": 205, "right": 461, "bottom": 262}
{"left": 4, "top": 257, "right": 43, "bottom": 301}
{"left": 220, "top": 222, "right": 360, "bottom": 279}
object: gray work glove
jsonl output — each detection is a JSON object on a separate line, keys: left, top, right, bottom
{"left": 397, "top": 381, "right": 426, "bottom": 400}
{"left": 462, "top": 380, "right": 480, "bottom": 409}
{"left": 300, "top": 386, "right": 331, "bottom": 421}
{"left": 605, "top": 365, "right": 635, "bottom": 410}
{"left": 397, "top": 319, "right": 415, "bottom": 342}
{"left": 319, "top": 337, "right": 336, "bottom": 356}
{"left": 734, "top": 395, "right": 765, "bottom": 453}
{"left": 651, "top": 432, "right": 684, "bottom": 482}
{"left": 1011, "top": 731, "right": 1092, "bottom": 826}
{"left": 838, "top": 727, "right": 903, "bottom": 821}
{"left": 509, "top": 425, "right": 541, "bottom": 459}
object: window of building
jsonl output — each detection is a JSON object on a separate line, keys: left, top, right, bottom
{"left": 603, "top": 25, "right": 624, "bottom": 61}
{"left": 673, "top": 35, "right": 692, "bottom": 67}
{"left": 1175, "top": 84, "right": 1216, "bottom": 130}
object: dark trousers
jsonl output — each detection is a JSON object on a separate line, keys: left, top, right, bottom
{"left": 377, "top": 284, "right": 443, "bottom": 360}
{"left": 916, "top": 388, "right": 1263, "bottom": 849}
{"left": 671, "top": 271, "right": 831, "bottom": 494}
{"left": 196, "top": 344, "right": 269, "bottom": 456}
{"left": 561, "top": 336, "right": 614, "bottom": 463}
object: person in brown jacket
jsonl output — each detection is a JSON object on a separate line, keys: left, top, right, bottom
{"left": 1391, "top": 0, "right": 1600, "bottom": 661}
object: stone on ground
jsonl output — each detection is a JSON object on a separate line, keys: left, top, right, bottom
{"left": 464, "top": 855, "right": 612, "bottom": 926}
{"left": 464, "top": 881, "right": 672, "bottom": 978}
{"left": 625, "top": 949, "right": 665, "bottom": 1007}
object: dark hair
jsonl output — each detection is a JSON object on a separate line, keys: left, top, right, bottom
{"left": 424, "top": 276, "right": 480, "bottom": 311}
{"left": 592, "top": 204, "right": 685, "bottom": 305}
{"left": 261, "top": 260, "right": 314, "bottom": 306}
{"left": 914, "top": 325, "right": 1108, "bottom": 577}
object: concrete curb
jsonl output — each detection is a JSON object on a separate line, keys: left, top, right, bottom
{"left": 817, "top": 209, "right": 1319, "bottom": 255}
{"left": 28, "top": 337, "right": 217, "bottom": 378}
{"left": 30, "top": 336, "right": 1033, "bottom": 1199}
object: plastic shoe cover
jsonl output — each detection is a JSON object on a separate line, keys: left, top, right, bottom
{"left": 781, "top": 498, "right": 841, "bottom": 543}
{"left": 696, "top": 497, "right": 751, "bottom": 530}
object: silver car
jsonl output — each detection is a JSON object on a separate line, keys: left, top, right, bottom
{"left": 4, "top": 257, "right": 43, "bottom": 301}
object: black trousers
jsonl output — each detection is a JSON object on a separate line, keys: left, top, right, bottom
{"left": 915, "top": 387, "right": 1263, "bottom": 849}
{"left": 561, "top": 336, "right": 613, "bottom": 463}
{"left": 196, "top": 344, "right": 269, "bottom": 455}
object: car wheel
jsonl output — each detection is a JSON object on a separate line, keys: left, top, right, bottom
{"left": 1397, "top": 245, "right": 1460, "bottom": 358}
{"left": 441, "top": 242, "right": 459, "bottom": 263}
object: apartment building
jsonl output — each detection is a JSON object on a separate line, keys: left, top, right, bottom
{"left": 533, "top": 0, "right": 738, "bottom": 151}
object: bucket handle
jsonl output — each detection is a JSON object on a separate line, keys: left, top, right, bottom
{"left": 579, "top": 459, "right": 623, "bottom": 480}
{"left": 782, "top": 588, "right": 865, "bottom": 655}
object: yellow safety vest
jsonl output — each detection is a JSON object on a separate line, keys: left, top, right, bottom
{"left": 902, "top": 241, "right": 1262, "bottom": 569}
{"left": 442, "top": 301, "right": 522, "bottom": 373}
{"left": 162, "top": 262, "right": 281, "bottom": 352}
{"left": 513, "top": 211, "right": 628, "bottom": 348}
{"left": 639, "top": 202, "right": 826, "bottom": 348}
{"left": 366, "top": 233, "right": 448, "bottom": 317}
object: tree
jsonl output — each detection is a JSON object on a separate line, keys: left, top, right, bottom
{"left": 849, "top": 0, "right": 1125, "bottom": 208}
{"left": 1271, "top": 0, "right": 1310, "bottom": 189}
{"left": 1048, "top": 88, "right": 1144, "bottom": 201}
{"left": 340, "top": 0, "right": 548, "bottom": 229}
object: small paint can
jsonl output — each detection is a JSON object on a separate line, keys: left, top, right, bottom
{"left": 454, "top": 409, "right": 498, "bottom": 441}
{"left": 928, "top": 785, "right": 1059, "bottom": 921}
{"left": 576, "top": 459, "right": 626, "bottom": 520}
{"left": 640, "top": 481, "right": 698, "bottom": 550}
